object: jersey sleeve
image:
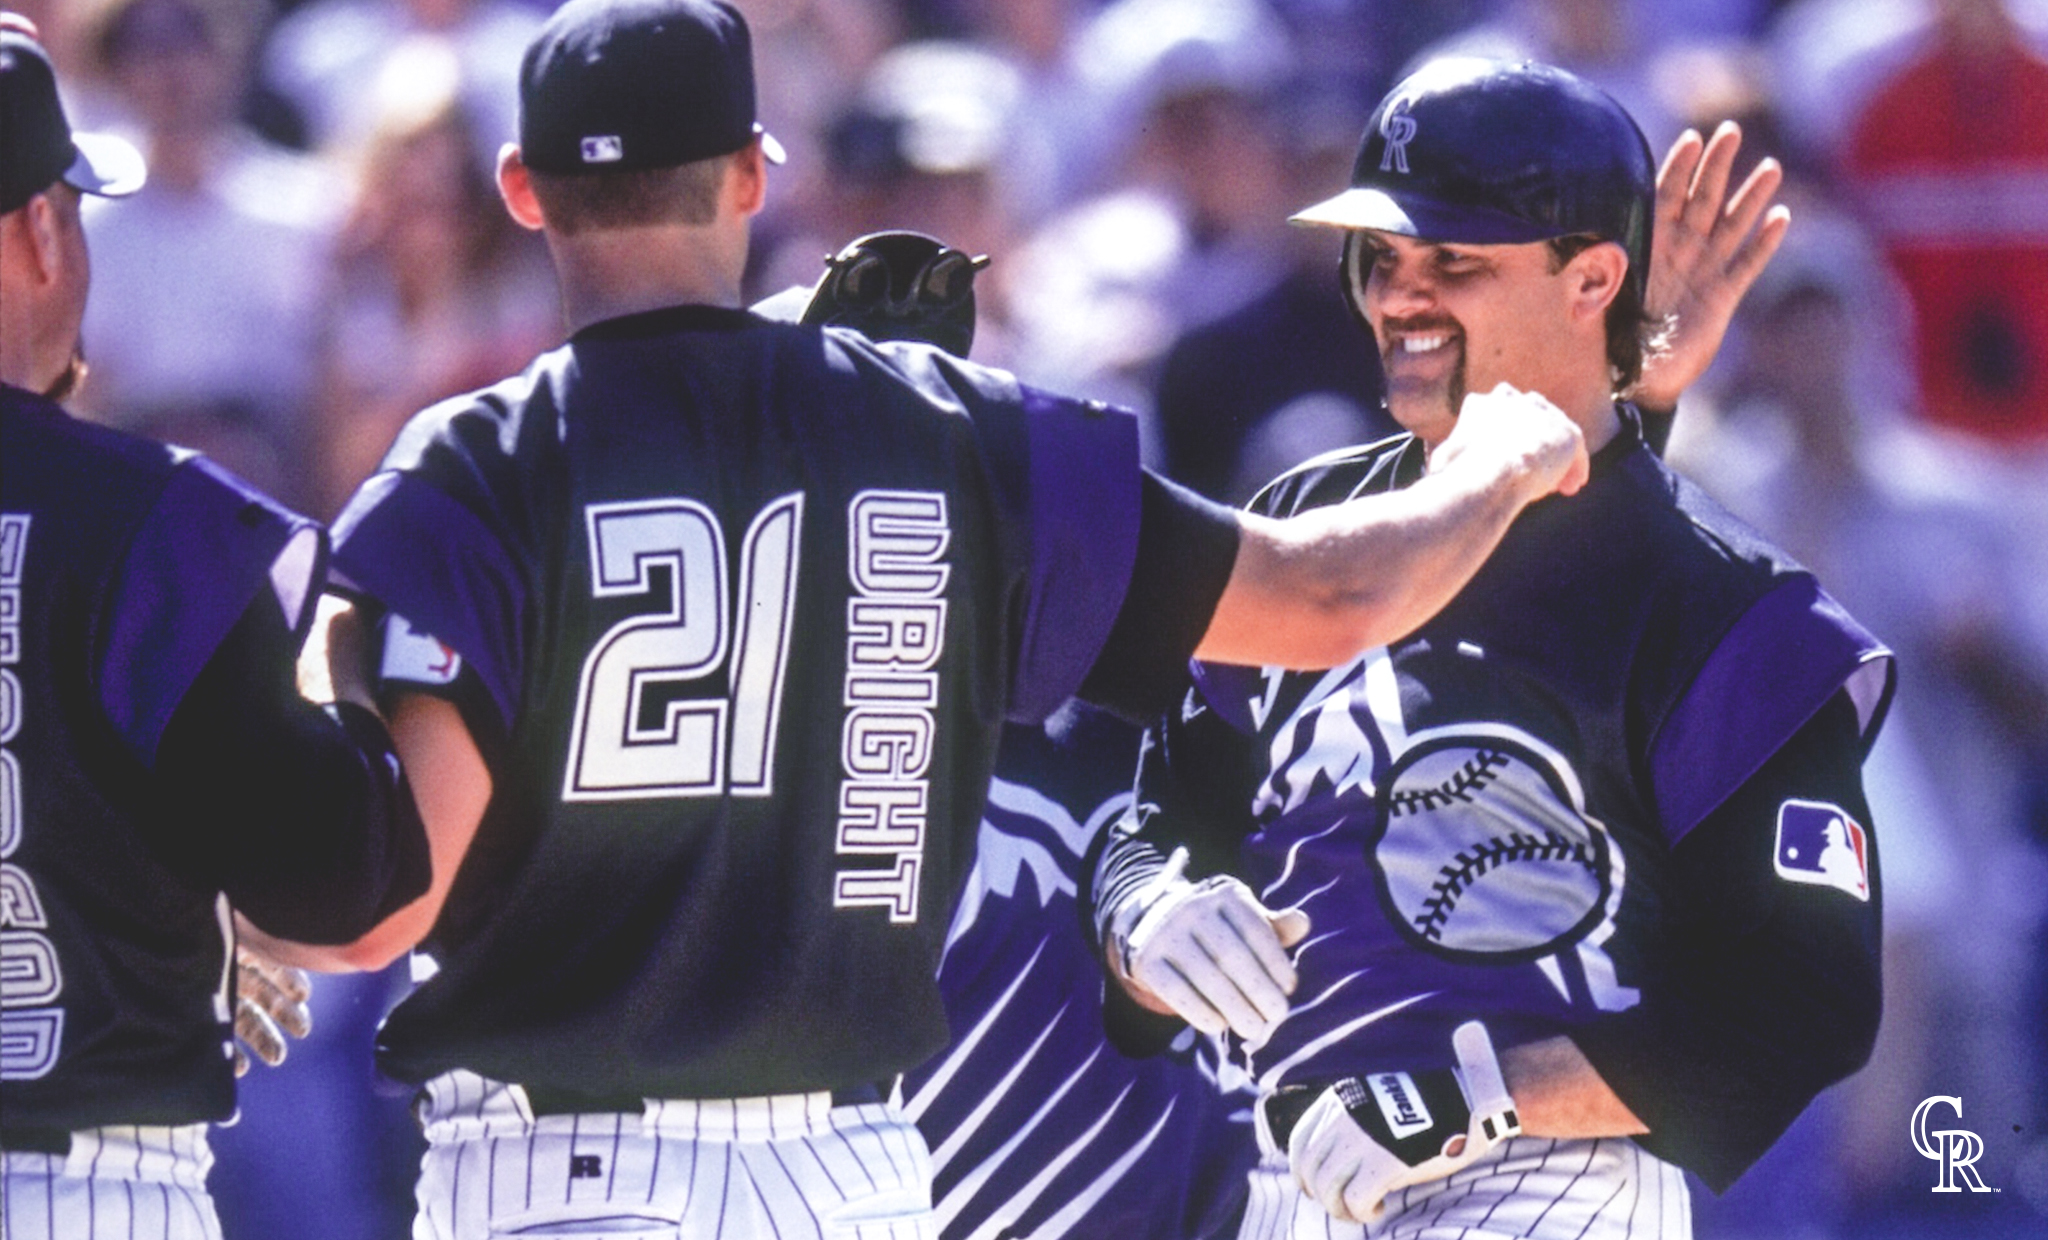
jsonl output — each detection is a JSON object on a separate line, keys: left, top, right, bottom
{"left": 1647, "top": 573, "right": 1895, "bottom": 847}
{"left": 96, "top": 454, "right": 323, "bottom": 766}
{"left": 1074, "top": 472, "right": 1241, "bottom": 721}
{"left": 1571, "top": 691, "right": 1883, "bottom": 1192}
{"left": 329, "top": 457, "right": 529, "bottom": 732}
{"left": 151, "top": 593, "right": 432, "bottom": 944}
{"left": 1002, "top": 385, "right": 1147, "bottom": 721}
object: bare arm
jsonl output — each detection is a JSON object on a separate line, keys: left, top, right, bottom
{"left": 1197, "top": 384, "right": 1589, "bottom": 669}
{"left": 1501, "top": 1036, "right": 1649, "bottom": 1139}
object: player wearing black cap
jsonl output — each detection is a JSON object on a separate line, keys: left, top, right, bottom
{"left": 236, "top": 2, "right": 1598, "bottom": 1237}
{"left": 1090, "top": 58, "right": 1889, "bottom": 1237}
{"left": 0, "top": 14, "right": 429, "bottom": 1240}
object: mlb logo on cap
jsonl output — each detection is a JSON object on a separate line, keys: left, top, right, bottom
{"left": 1774, "top": 799, "right": 1869, "bottom": 901}
{"left": 580, "top": 135, "right": 624, "bottom": 164}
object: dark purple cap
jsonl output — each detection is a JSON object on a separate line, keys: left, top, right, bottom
{"left": 1, "top": 17, "right": 145, "bottom": 215}
{"left": 518, "top": 0, "right": 784, "bottom": 176}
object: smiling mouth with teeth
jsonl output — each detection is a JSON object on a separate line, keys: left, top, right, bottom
{"left": 1402, "top": 334, "right": 1451, "bottom": 354}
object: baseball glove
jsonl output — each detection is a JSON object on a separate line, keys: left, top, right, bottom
{"left": 757, "top": 230, "right": 989, "bottom": 358}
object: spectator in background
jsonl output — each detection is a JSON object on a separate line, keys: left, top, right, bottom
{"left": 942, "top": 0, "right": 1110, "bottom": 227}
{"left": 71, "top": 0, "right": 338, "bottom": 511}
{"left": 1001, "top": 0, "right": 1298, "bottom": 434}
{"left": 756, "top": 39, "right": 1029, "bottom": 364}
{"left": 1150, "top": 71, "right": 1393, "bottom": 505}
{"left": 257, "top": 0, "right": 540, "bottom": 168}
{"left": 1806, "top": 0, "right": 2048, "bottom": 447}
{"left": 1409, "top": 0, "right": 1679, "bottom": 142}
{"left": 308, "top": 43, "right": 555, "bottom": 518}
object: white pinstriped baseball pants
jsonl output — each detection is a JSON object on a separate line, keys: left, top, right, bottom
{"left": 0, "top": 1124, "right": 221, "bottom": 1240}
{"left": 411, "top": 1070, "right": 935, "bottom": 1240}
{"left": 1239, "top": 1105, "right": 1691, "bottom": 1240}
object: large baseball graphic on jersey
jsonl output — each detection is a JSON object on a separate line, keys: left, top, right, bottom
{"left": 1370, "top": 733, "right": 1610, "bottom": 962}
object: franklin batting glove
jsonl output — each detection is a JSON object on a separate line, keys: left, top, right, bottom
{"left": 1279, "top": 1021, "right": 1522, "bottom": 1223}
{"left": 1106, "top": 847, "right": 1309, "bottom": 1047}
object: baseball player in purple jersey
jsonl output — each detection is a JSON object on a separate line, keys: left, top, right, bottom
{"left": 0, "top": 16, "right": 430, "bottom": 1239}
{"left": 905, "top": 706, "right": 1259, "bottom": 1240}
{"left": 1090, "top": 59, "right": 1894, "bottom": 1239}
{"left": 236, "top": 2, "right": 1598, "bottom": 1237}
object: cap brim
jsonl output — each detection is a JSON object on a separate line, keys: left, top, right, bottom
{"left": 755, "top": 125, "right": 787, "bottom": 166}
{"left": 1288, "top": 187, "right": 1555, "bottom": 245}
{"left": 65, "top": 132, "right": 147, "bottom": 199}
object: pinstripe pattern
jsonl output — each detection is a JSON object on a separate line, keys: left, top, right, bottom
{"left": 412, "top": 1071, "right": 934, "bottom": 1239}
{"left": 1, "top": 1124, "right": 221, "bottom": 1240}
{"left": 1236, "top": 1124, "right": 1690, "bottom": 1240}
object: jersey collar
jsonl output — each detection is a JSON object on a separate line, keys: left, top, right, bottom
{"left": 572, "top": 303, "right": 761, "bottom": 343}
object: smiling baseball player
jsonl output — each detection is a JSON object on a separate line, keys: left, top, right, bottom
{"left": 1091, "top": 58, "right": 1896, "bottom": 1238}
{"left": 232, "top": 5, "right": 1599, "bottom": 1238}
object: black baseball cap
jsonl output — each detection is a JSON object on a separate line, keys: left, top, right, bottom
{"left": 518, "top": 0, "right": 785, "bottom": 176}
{"left": 0, "top": 16, "right": 145, "bottom": 216}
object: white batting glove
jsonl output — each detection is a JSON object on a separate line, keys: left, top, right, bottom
{"left": 232, "top": 944, "right": 312, "bottom": 1077}
{"left": 1107, "top": 848, "right": 1310, "bottom": 1046}
{"left": 1283, "top": 1021, "right": 1522, "bottom": 1223}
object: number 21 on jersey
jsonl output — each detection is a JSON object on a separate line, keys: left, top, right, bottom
{"left": 563, "top": 494, "right": 802, "bottom": 801}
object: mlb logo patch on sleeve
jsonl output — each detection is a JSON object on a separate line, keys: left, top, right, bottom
{"left": 1774, "top": 799, "right": 1869, "bottom": 901}
{"left": 382, "top": 613, "right": 462, "bottom": 687}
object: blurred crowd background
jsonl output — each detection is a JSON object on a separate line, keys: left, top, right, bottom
{"left": 13, "top": 0, "right": 2048, "bottom": 1236}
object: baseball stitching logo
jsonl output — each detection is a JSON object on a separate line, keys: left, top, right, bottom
{"left": 1369, "top": 730, "right": 1612, "bottom": 963}
{"left": 1911, "top": 1096, "right": 1992, "bottom": 1192}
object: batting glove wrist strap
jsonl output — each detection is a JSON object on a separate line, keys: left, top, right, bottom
{"left": 1104, "top": 846, "right": 1193, "bottom": 977}
{"left": 1103, "top": 847, "right": 1301, "bottom": 1045}
{"left": 1282, "top": 1021, "right": 1522, "bottom": 1223}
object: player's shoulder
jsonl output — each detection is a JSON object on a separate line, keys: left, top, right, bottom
{"left": 379, "top": 350, "right": 569, "bottom": 479}
{"left": 2, "top": 385, "right": 182, "bottom": 491}
{"left": 1610, "top": 435, "right": 1809, "bottom": 588}
{"left": 818, "top": 325, "right": 1028, "bottom": 414}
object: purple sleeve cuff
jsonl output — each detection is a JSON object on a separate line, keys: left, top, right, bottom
{"left": 1188, "top": 662, "right": 1264, "bottom": 734}
{"left": 1007, "top": 388, "right": 1143, "bottom": 722}
{"left": 1650, "top": 575, "right": 1895, "bottom": 847}
{"left": 100, "top": 457, "right": 322, "bottom": 765}
{"left": 331, "top": 471, "right": 527, "bottom": 730}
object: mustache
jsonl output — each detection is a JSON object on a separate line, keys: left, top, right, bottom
{"left": 1377, "top": 314, "right": 1462, "bottom": 347}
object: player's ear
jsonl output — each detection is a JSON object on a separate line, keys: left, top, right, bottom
{"left": 496, "top": 144, "right": 546, "bottom": 232}
{"left": 9, "top": 193, "right": 69, "bottom": 288}
{"left": 728, "top": 141, "right": 767, "bottom": 219}
{"left": 1563, "top": 241, "right": 1627, "bottom": 324}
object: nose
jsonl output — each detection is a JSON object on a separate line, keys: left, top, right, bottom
{"left": 1371, "top": 252, "right": 1439, "bottom": 320}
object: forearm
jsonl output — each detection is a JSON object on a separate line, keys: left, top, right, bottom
{"left": 1200, "top": 383, "right": 1588, "bottom": 670}
{"left": 1200, "top": 459, "right": 1532, "bottom": 668}
{"left": 1501, "top": 1036, "right": 1648, "bottom": 1139}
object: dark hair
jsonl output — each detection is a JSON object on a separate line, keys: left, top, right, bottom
{"left": 1547, "top": 234, "right": 1662, "bottom": 393}
{"left": 528, "top": 155, "right": 729, "bottom": 235}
